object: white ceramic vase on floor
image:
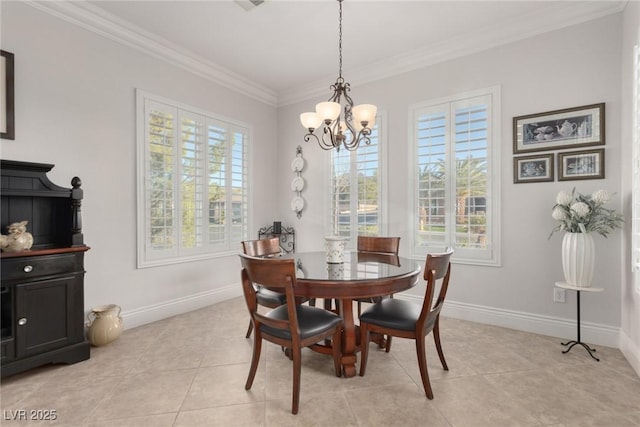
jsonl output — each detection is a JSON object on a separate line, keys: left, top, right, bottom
{"left": 561, "top": 232, "right": 595, "bottom": 288}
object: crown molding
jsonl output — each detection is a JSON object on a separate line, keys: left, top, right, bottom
{"left": 25, "top": 1, "right": 625, "bottom": 108}
{"left": 278, "top": 0, "right": 627, "bottom": 106}
{"left": 25, "top": 0, "right": 278, "bottom": 107}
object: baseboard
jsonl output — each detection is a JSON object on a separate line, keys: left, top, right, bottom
{"left": 118, "top": 287, "right": 620, "bottom": 350}
{"left": 396, "top": 294, "right": 620, "bottom": 348}
{"left": 620, "top": 330, "right": 640, "bottom": 377}
{"left": 120, "top": 285, "right": 242, "bottom": 330}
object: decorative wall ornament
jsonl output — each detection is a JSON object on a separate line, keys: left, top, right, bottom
{"left": 291, "top": 145, "right": 305, "bottom": 218}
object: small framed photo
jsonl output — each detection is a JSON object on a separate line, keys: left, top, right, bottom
{"left": 514, "top": 154, "right": 554, "bottom": 183}
{"left": 558, "top": 148, "right": 605, "bottom": 181}
{"left": 1, "top": 50, "right": 15, "bottom": 140}
{"left": 513, "top": 103, "right": 604, "bottom": 154}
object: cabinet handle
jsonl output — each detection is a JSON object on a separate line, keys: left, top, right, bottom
{"left": 23, "top": 265, "right": 33, "bottom": 273}
{"left": 18, "top": 318, "right": 27, "bottom": 326}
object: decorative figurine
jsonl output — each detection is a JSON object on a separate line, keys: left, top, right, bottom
{"left": 1, "top": 220, "right": 34, "bottom": 252}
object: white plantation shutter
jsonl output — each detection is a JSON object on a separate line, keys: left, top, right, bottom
{"left": 137, "top": 91, "right": 250, "bottom": 267}
{"left": 230, "top": 128, "right": 249, "bottom": 243}
{"left": 179, "top": 111, "right": 205, "bottom": 253}
{"left": 411, "top": 87, "right": 500, "bottom": 265}
{"left": 207, "top": 120, "right": 228, "bottom": 246}
{"left": 328, "top": 118, "right": 385, "bottom": 249}
{"left": 146, "top": 100, "right": 178, "bottom": 258}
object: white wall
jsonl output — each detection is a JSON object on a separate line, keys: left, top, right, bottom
{"left": 0, "top": 3, "right": 632, "bottom": 355}
{"left": 278, "top": 13, "right": 624, "bottom": 346}
{"left": 621, "top": 1, "right": 640, "bottom": 376}
{"left": 0, "top": 2, "right": 278, "bottom": 326}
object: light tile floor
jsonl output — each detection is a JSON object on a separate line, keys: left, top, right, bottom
{"left": 1, "top": 297, "right": 640, "bottom": 426}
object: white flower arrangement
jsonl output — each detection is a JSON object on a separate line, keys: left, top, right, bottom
{"left": 549, "top": 188, "right": 623, "bottom": 238}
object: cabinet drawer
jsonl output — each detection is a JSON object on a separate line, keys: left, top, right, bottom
{"left": 1, "top": 253, "right": 82, "bottom": 281}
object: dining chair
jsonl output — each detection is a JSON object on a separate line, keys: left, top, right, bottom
{"left": 355, "top": 236, "right": 400, "bottom": 311}
{"left": 358, "top": 247, "right": 453, "bottom": 399}
{"left": 239, "top": 253, "right": 343, "bottom": 414}
{"left": 241, "top": 237, "right": 285, "bottom": 338}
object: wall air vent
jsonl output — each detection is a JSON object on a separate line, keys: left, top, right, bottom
{"left": 235, "top": 0, "right": 265, "bottom": 12}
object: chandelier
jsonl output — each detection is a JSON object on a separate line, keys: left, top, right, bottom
{"left": 300, "top": 0, "right": 377, "bottom": 151}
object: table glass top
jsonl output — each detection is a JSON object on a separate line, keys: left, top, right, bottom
{"left": 280, "top": 251, "right": 421, "bottom": 282}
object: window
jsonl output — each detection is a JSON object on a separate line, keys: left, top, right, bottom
{"left": 328, "top": 115, "right": 386, "bottom": 248}
{"left": 136, "top": 90, "right": 249, "bottom": 267}
{"left": 410, "top": 87, "right": 500, "bottom": 265}
{"left": 633, "top": 44, "right": 640, "bottom": 292}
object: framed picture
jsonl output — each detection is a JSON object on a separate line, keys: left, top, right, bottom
{"left": 513, "top": 103, "right": 604, "bottom": 154}
{"left": 558, "top": 148, "right": 605, "bottom": 181}
{"left": 514, "top": 154, "right": 554, "bottom": 183}
{"left": 1, "top": 50, "right": 15, "bottom": 140}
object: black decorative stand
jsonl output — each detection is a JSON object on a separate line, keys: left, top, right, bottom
{"left": 258, "top": 222, "right": 295, "bottom": 253}
{"left": 556, "top": 282, "right": 603, "bottom": 361}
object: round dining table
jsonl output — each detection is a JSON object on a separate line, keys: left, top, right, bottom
{"left": 280, "top": 251, "right": 422, "bottom": 377}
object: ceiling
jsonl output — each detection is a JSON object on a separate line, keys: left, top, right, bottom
{"left": 33, "top": 1, "right": 626, "bottom": 106}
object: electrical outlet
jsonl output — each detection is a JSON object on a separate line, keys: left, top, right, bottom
{"left": 553, "top": 288, "right": 566, "bottom": 303}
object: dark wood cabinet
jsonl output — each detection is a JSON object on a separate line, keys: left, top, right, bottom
{"left": 1, "top": 160, "right": 90, "bottom": 377}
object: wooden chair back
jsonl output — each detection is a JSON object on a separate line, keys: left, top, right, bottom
{"left": 239, "top": 253, "right": 299, "bottom": 340}
{"left": 357, "top": 236, "right": 400, "bottom": 255}
{"left": 418, "top": 248, "right": 454, "bottom": 334}
{"left": 241, "top": 237, "right": 281, "bottom": 257}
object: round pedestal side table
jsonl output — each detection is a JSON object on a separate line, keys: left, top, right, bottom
{"left": 555, "top": 282, "right": 603, "bottom": 361}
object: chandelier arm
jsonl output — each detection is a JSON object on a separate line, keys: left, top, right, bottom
{"left": 320, "top": 126, "right": 339, "bottom": 150}
{"left": 303, "top": 132, "right": 320, "bottom": 145}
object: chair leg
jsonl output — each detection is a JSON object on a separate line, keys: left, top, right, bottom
{"left": 291, "top": 347, "right": 302, "bottom": 415}
{"left": 245, "top": 320, "right": 253, "bottom": 339}
{"left": 433, "top": 318, "right": 448, "bottom": 371}
{"left": 359, "top": 323, "right": 370, "bottom": 376}
{"left": 415, "top": 336, "right": 434, "bottom": 399}
{"left": 357, "top": 300, "right": 362, "bottom": 316}
{"left": 309, "top": 298, "right": 316, "bottom": 307}
{"left": 245, "top": 334, "right": 262, "bottom": 390}
{"left": 385, "top": 336, "right": 393, "bottom": 353}
{"left": 332, "top": 327, "right": 342, "bottom": 377}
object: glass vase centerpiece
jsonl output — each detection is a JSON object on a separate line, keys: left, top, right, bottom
{"left": 549, "top": 188, "right": 623, "bottom": 287}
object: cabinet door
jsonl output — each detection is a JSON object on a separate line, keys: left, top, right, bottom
{"left": 14, "top": 275, "right": 83, "bottom": 357}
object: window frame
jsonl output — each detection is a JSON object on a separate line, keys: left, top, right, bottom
{"left": 136, "top": 89, "right": 250, "bottom": 268}
{"left": 325, "top": 112, "right": 388, "bottom": 250}
{"left": 409, "top": 86, "right": 501, "bottom": 266}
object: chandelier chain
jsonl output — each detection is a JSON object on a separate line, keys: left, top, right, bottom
{"left": 338, "top": 0, "right": 343, "bottom": 81}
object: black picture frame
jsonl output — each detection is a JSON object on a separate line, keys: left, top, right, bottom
{"left": 513, "top": 103, "right": 604, "bottom": 154}
{"left": 514, "top": 153, "right": 554, "bottom": 183}
{"left": 558, "top": 148, "right": 605, "bottom": 181}
{"left": 1, "top": 50, "right": 15, "bottom": 140}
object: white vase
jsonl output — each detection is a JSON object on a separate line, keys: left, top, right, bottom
{"left": 561, "top": 232, "right": 595, "bottom": 288}
{"left": 325, "top": 236, "right": 346, "bottom": 264}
